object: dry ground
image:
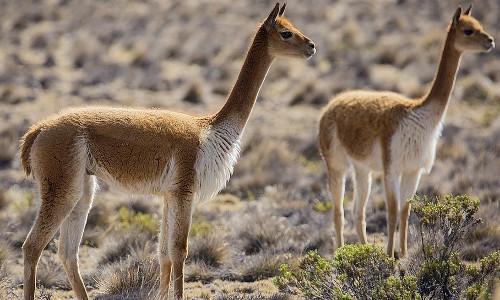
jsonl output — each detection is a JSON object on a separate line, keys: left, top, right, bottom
{"left": 0, "top": 0, "right": 499, "bottom": 299}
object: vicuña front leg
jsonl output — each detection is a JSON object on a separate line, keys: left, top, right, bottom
{"left": 398, "top": 171, "right": 421, "bottom": 256}
{"left": 353, "top": 167, "right": 372, "bottom": 244}
{"left": 158, "top": 199, "right": 172, "bottom": 298}
{"left": 384, "top": 174, "right": 400, "bottom": 257}
{"left": 168, "top": 195, "right": 193, "bottom": 300}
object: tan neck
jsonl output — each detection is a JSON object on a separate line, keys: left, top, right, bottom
{"left": 211, "top": 27, "right": 274, "bottom": 133}
{"left": 422, "top": 27, "right": 462, "bottom": 111}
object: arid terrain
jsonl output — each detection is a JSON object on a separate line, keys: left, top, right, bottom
{"left": 0, "top": 0, "right": 498, "bottom": 299}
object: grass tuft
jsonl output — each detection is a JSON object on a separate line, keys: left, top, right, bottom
{"left": 36, "top": 254, "right": 69, "bottom": 289}
{"left": 232, "top": 253, "right": 292, "bottom": 282}
{"left": 95, "top": 257, "right": 159, "bottom": 300}
{"left": 98, "top": 232, "right": 155, "bottom": 266}
{"left": 188, "top": 234, "right": 229, "bottom": 268}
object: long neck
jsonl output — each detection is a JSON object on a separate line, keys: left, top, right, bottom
{"left": 422, "top": 27, "right": 463, "bottom": 112}
{"left": 211, "top": 27, "right": 274, "bottom": 133}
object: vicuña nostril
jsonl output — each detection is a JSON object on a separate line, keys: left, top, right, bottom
{"left": 308, "top": 41, "right": 315, "bottom": 49}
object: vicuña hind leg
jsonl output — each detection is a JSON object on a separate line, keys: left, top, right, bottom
{"left": 398, "top": 171, "right": 421, "bottom": 256}
{"left": 58, "top": 175, "right": 96, "bottom": 300}
{"left": 352, "top": 167, "right": 372, "bottom": 244}
{"left": 23, "top": 178, "right": 84, "bottom": 300}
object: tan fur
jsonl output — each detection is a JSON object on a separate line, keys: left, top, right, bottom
{"left": 19, "top": 3, "right": 315, "bottom": 300}
{"left": 20, "top": 127, "right": 41, "bottom": 176}
{"left": 319, "top": 5, "right": 493, "bottom": 257}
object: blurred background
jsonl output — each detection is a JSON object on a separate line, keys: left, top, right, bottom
{"left": 0, "top": 0, "right": 498, "bottom": 298}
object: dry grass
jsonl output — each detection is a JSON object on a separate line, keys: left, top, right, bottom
{"left": 35, "top": 254, "right": 70, "bottom": 290}
{"left": 97, "top": 232, "right": 156, "bottom": 266}
{"left": 0, "top": 0, "right": 498, "bottom": 298}
{"left": 231, "top": 253, "right": 294, "bottom": 283}
{"left": 188, "top": 234, "right": 230, "bottom": 268}
{"left": 95, "top": 257, "right": 160, "bottom": 300}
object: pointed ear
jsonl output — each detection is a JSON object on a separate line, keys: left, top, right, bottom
{"left": 278, "top": 2, "right": 286, "bottom": 17}
{"left": 463, "top": 3, "right": 472, "bottom": 16}
{"left": 264, "top": 3, "right": 280, "bottom": 32}
{"left": 452, "top": 6, "right": 462, "bottom": 26}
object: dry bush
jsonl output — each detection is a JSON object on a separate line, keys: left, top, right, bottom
{"left": 236, "top": 214, "right": 287, "bottom": 255}
{"left": 185, "top": 260, "right": 218, "bottom": 284}
{"left": 231, "top": 253, "right": 293, "bottom": 282}
{"left": 188, "top": 234, "right": 230, "bottom": 268}
{"left": 97, "top": 232, "right": 156, "bottom": 266}
{"left": 95, "top": 257, "right": 160, "bottom": 300}
{"left": 36, "top": 254, "right": 70, "bottom": 290}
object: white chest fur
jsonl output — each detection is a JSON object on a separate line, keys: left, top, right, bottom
{"left": 390, "top": 105, "right": 444, "bottom": 174}
{"left": 194, "top": 123, "right": 241, "bottom": 203}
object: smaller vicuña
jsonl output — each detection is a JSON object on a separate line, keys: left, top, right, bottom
{"left": 318, "top": 4, "right": 494, "bottom": 257}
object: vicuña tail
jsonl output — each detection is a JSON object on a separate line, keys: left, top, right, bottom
{"left": 19, "top": 127, "right": 41, "bottom": 176}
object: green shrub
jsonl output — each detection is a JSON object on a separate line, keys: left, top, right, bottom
{"left": 463, "top": 251, "right": 500, "bottom": 300}
{"left": 190, "top": 212, "right": 213, "bottom": 238}
{"left": 313, "top": 200, "right": 332, "bottom": 213}
{"left": 274, "top": 250, "right": 346, "bottom": 299}
{"left": 275, "top": 246, "right": 419, "bottom": 300}
{"left": 275, "top": 194, "right": 498, "bottom": 300}
{"left": 115, "top": 206, "right": 158, "bottom": 237}
{"left": 409, "top": 194, "right": 486, "bottom": 299}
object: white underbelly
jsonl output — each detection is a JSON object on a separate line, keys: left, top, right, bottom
{"left": 92, "top": 156, "right": 178, "bottom": 195}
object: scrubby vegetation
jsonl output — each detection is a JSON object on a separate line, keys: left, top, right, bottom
{"left": 275, "top": 195, "right": 500, "bottom": 300}
{"left": 0, "top": 0, "right": 498, "bottom": 298}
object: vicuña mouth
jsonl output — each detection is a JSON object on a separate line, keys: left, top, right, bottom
{"left": 304, "top": 48, "right": 316, "bottom": 58}
{"left": 484, "top": 41, "right": 495, "bottom": 53}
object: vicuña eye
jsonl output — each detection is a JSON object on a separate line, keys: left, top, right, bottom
{"left": 463, "top": 29, "right": 474, "bottom": 36}
{"left": 280, "top": 31, "right": 293, "bottom": 39}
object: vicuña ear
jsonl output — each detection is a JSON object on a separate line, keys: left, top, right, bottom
{"left": 452, "top": 6, "right": 462, "bottom": 27}
{"left": 264, "top": 3, "right": 280, "bottom": 32}
{"left": 278, "top": 2, "right": 286, "bottom": 17}
{"left": 463, "top": 3, "right": 472, "bottom": 16}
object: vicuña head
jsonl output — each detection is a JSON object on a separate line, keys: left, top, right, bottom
{"left": 450, "top": 5, "right": 494, "bottom": 53}
{"left": 19, "top": 3, "right": 314, "bottom": 300}
{"left": 264, "top": 6, "right": 316, "bottom": 59}
{"left": 318, "top": 4, "right": 493, "bottom": 259}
